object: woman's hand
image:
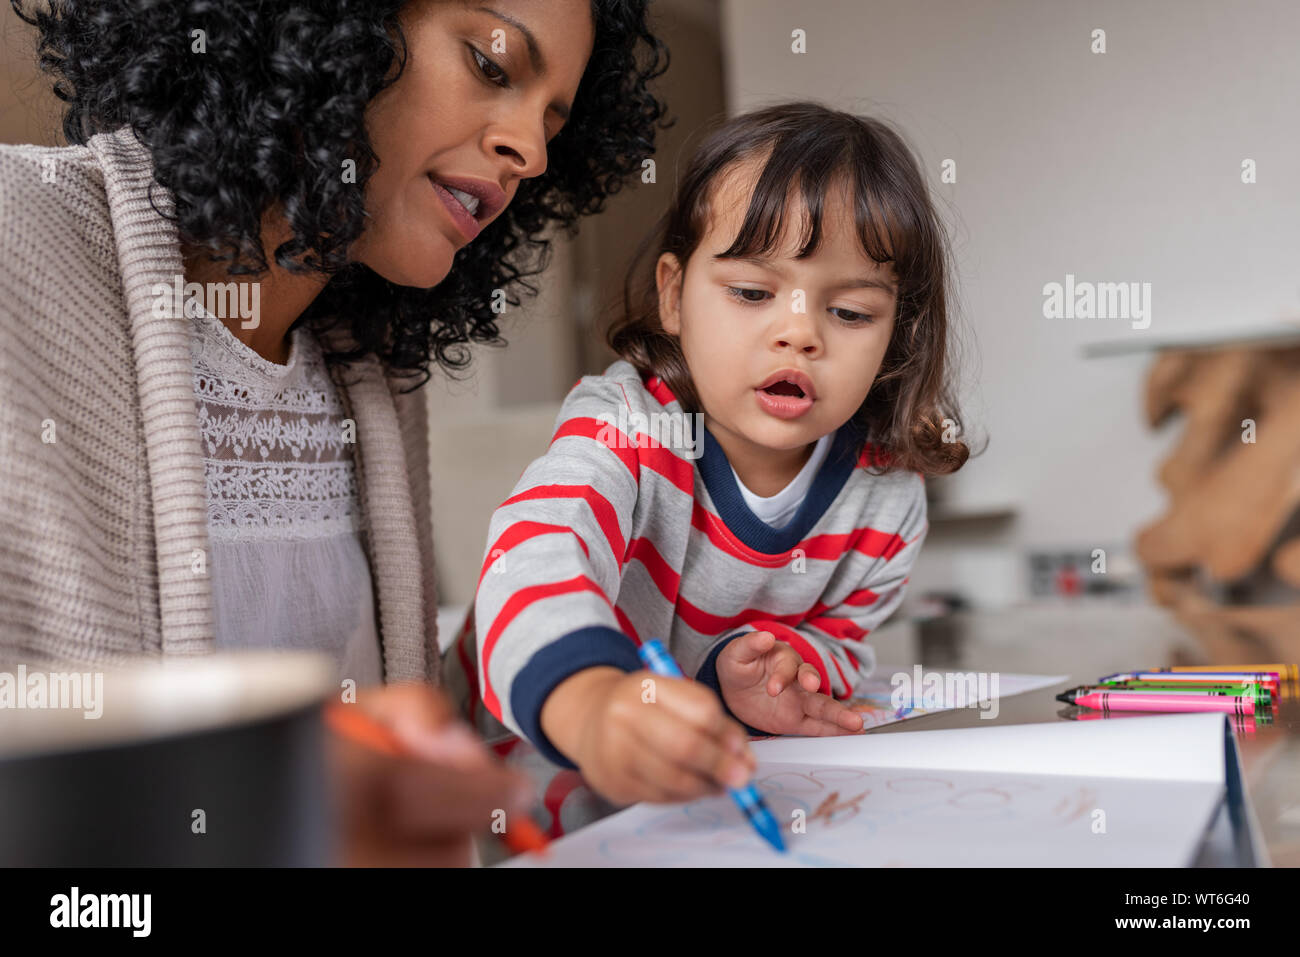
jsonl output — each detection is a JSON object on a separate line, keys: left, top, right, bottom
{"left": 327, "top": 682, "right": 534, "bottom": 867}
{"left": 715, "top": 631, "right": 864, "bottom": 736}
{"left": 539, "top": 666, "right": 756, "bottom": 806}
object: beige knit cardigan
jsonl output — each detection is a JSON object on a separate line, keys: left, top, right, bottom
{"left": 0, "top": 125, "right": 440, "bottom": 682}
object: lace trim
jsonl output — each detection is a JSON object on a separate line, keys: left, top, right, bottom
{"left": 196, "top": 375, "right": 336, "bottom": 415}
{"left": 207, "top": 509, "right": 362, "bottom": 543}
{"left": 189, "top": 298, "right": 302, "bottom": 380}
{"left": 190, "top": 301, "right": 366, "bottom": 543}
{"left": 196, "top": 401, "right": 354, "bottom": 462}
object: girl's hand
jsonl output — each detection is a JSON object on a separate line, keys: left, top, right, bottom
{"left": 715, "top": 631, "right": 865, "bottom": 736}
{"left": 540, "top": 666, "right": 756, "bottom": 806}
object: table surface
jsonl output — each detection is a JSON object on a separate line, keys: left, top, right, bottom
{"left": 864, "top": 601, "right": 1300, "bottom": 866}
{"left": 491, "top": 600, "right": 1299, "bottom": 867}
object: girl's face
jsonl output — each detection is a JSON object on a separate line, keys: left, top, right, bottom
{"left": 656, "top": 158, "right": 899, "bottom": 460}
{"left": 351, "top": 0, "right": 594, "bottom": 287}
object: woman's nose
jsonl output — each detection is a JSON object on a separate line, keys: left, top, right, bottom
{"left": 482, "top": 114, "right": 548, "bottom": 181}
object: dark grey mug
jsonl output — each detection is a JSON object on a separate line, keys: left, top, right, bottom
{"left": 0, "top": 652, "right": 338, "bottom": 866}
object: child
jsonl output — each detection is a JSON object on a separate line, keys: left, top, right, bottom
{"left": 456, "top": 101, "right": 968, "bottom": 807}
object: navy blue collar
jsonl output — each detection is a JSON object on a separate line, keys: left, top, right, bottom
{"left": 696, "top": 422, "right": 861, "bottom": 553}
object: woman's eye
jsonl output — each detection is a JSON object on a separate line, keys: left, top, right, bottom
{"left": 726, "top": 286, "right": 771, "bottom": 305}
{"left": 471, "top": 46, "right": 509, "bottom": 87}
{"left": 831, "top": 306, "right": 873, "bottom": 323}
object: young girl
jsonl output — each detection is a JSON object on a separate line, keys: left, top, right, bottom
{"left": 454, "top": 101, "right": 969, "bottom": 807}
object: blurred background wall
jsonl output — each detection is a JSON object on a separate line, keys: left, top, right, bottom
{"left": 721, "top": 0, "right": 1300, "bottom": 612}
{"left": 1, "top": 10, "right": 60, "bottom": 143}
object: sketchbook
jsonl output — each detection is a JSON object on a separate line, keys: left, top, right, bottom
{"left": 502, "top": 712, "right": 1265, "bottom": 867}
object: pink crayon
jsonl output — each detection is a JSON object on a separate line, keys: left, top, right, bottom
{"left": 1057, "top": 687, "right": 1255, "bottom": 716}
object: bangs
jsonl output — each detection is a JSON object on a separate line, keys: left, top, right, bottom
{"left": 709, "top": 123, "right": 929, "bottom": 284}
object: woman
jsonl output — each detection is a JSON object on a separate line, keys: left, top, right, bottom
{"left": 0, "top": 0, "right": 669, "bottom": 864}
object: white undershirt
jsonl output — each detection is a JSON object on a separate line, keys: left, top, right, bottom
{"left": 188, "top": 299, "right": 384, "bottom": 685}
{"left": 729, "top": 432, "right": 833, "bottom": 529}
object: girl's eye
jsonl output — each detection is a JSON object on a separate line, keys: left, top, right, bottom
{"left": 831, "top": 306, "right": 873, "bottom": 324}
{"left": 471, "top": 46, "right": 509, "bottom": 87}
{"left": 725, "top": 286, "right": 771, "bottom": 305}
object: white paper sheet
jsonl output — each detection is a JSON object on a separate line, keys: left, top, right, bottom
{"left": 753, "top": 711, "right": 1226, "bottom": 782}
{"left": 846, "top": 666, "right": 1068, "bottom": 729}
{"left": 503, "top": 713, "right": 1230, "bottom": 867}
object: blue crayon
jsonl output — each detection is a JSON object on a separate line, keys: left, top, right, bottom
{"left": 637, "top": 638, "right": 786, "bottom": 853}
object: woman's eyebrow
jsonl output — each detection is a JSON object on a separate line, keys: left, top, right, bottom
{"left": 481, "top": 6, "right": 572, "bottom": 122}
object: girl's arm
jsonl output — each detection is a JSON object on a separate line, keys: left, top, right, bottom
{"left": 473, "top": 372, "right": 756, "bottom": 803}
{"left": 472, "top": 374, "right": 645, "bottom": 766}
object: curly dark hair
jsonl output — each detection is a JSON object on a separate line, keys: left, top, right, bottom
{"left": 11, "top": 0, "right": 671, "bottom": 390}
{"left": 609, "top": 101, "right": 970, "bottom": 477}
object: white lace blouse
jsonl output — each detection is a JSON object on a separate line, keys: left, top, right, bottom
{"left": 188, "top": 300, "right": 384, "bottom": 685}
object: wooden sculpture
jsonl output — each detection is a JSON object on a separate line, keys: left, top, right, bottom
{"left": 1135, "top": 343, "right": 1300, "bottom": 662}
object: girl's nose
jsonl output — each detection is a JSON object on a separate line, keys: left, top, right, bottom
{"left": 776, "top": 336, "right": 819, "bottom": 354}
{"left": 774, "top": 314, "right": 822, "bottom": 356}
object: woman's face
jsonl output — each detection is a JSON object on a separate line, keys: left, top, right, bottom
{"left": 352, "top": 0, "right": 594, "bottom": 287}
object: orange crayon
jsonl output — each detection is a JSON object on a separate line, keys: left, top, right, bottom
{"left": 1159, "top": 664, "right": 1297, "bottom": 682}
{"left": 324, "top": 702, "right": 549, "bottom": 856}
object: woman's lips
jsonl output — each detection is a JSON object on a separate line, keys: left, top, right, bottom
{"left": 428, "top": 176, "right": 482, "bottom": 242}
{"left": 755, "top": 387, "right": 814, "bottom": 419}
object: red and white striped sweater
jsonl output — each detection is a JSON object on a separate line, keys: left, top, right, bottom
{"left": 470, "top": 360, "right": 928, "bottom": 767}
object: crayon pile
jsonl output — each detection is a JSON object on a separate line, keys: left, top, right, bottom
{"left": 1057, "top": 664, "right": 1297, "bottom": 734}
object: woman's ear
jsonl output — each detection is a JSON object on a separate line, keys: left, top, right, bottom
{"left": 655, "top": 252, "right": 683, "bottom": 335}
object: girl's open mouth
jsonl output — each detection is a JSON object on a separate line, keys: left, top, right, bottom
{"left": 756, "top": 380, "right": 814, "bottom": 419}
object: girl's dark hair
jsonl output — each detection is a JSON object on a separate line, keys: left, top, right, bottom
{"left": 11, "top": 0, "right": 671, "bottom": 390}
{"left": 608, "top": 101, "right": 969, "bottom": 476}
